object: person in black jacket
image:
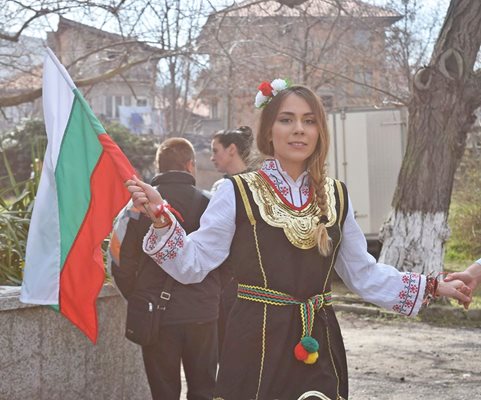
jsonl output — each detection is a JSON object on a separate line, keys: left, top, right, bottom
{"left": 111, "top": 137, "right": 219, "bottom": 400}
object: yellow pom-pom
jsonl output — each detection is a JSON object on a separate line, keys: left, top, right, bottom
{"left": 303, "top": 351, "right": 319, "bottom": 364}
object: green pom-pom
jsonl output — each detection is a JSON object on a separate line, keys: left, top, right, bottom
{"left": 301, "top": 336, "right": 319, "bottom": 353}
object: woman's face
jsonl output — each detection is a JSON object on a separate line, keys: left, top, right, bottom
{"left": 210, "top": 138, "right": 233, "bottom": 173}
{"left": 270, "top": 93, "right": 319, "bottom": 174}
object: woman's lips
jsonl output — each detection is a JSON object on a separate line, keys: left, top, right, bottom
{"left": 288, "top": 141, "right": 307, "bottom": 148}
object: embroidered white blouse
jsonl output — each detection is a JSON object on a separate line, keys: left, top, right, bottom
{"left": 143, "top": 159, "right": 427, "bottom": 317}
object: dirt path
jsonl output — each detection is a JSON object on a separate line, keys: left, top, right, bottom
{"left": 180, "top": 312, "right": 481, "bottom": 399}
{"left": 339, "top": 313, "right": 481, "bottom": 400}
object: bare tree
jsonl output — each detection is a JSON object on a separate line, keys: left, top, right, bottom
{"left": 196, "top": 0, "right": 410, "bottom": 134}
{"left": 0, "top": 0, "right": 207, "bottom": 133}
{"left": 146, "top": 0, "right": 209, "bottom": 137}
{"left": 381, "top": 0, "right": 448, "bottom": 102}
{"left": 379, "top": 0, "right": 481, "bottom": 274}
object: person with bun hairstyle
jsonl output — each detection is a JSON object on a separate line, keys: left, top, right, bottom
{"left": 210, "top": 126, "right": 254, "bottom": 193}
{"left": 209, "top": 125, "right": 255, "bottom": 357}
{"left": 126, "top": 79, "right": 471, "bottom": 400}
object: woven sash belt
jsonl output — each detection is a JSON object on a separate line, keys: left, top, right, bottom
{"left": 238, "top": 283, "right": 333, "bottom": 364}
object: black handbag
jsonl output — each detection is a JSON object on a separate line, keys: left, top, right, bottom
{"left": 125, "top": 187, "right": 204, "bottom": 346}
{"left": 125, "top": 277, "right": 175, "bottom": 346}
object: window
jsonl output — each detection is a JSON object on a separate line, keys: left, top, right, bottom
{"left": 353, "top": 30, "right": 371, "bottom": 49}
{"left": 320, "top": 95, "right": 334, "bottom": 110}
{"left": 136, "top": 97, "right": 148, "bottom": 107}
{"left": 105, "top": 96, "right": 113, "bottom": 118}
{"left": 354, "top": 68, "right": 373, "bottom": 96}
{"left": 115, "top": 96, "right": 122, "bottom": 118}
{"left": 105, "top": 95, "right": 138, "bottom": 119}
{"left": 211, "top": 100, "right": 218, "bottom": 119}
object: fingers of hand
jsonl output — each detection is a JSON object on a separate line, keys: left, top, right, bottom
{"left": 132, "top": 191, "right": 148, "bottom": 204}
{"left": 133, "top": 175, "right": 147, "bottom": 188}
{"left": 444, "top": 273, "right": 456, "bottom": 282}
{"left": 127, "top": 184, "right": 143, "bottom": 194}
{"left": 453, "top": 285, "right": 472, "bottom": 304}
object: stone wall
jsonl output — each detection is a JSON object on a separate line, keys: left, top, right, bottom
{"left": 0, "top": 285, "right": 150, "bottom": 400}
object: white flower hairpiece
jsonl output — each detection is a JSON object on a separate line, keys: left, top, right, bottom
{"left": 254, "top": 78, "right": 290, "bottom": 109}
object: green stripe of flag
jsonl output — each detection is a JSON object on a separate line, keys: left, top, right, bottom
{"left": 55, "top": 90, "right": 105, "bottom": 269}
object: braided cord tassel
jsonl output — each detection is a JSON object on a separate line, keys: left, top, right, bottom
{"left": 238, "top": 284, "right": 332, "bottom": 365}
{"left": 294, "top": 294, "right": 330, "bottom": 364}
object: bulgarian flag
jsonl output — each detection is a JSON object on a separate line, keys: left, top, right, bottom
{"left": 20, "top": 48, "right": 135, "bottom": 343}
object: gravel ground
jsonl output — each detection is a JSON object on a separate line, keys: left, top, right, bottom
{"left": 340, "top": 312, "right": 481, "bottom": 400}
{"left": 181, "top": 312, "right": 481, "bottom": 400}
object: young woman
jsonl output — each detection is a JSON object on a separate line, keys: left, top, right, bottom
{"left": 210, "top": 125, "right": 254, "bottom": 193}
{"left": 209, "top": 126, "right": 255, "bottom": 357}
{"left": 127, "top": 80, "right": 471, "bottom": 400}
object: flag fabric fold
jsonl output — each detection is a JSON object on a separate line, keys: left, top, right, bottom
{"left": 20, "top": 48, "right": 135, "bottom": 343}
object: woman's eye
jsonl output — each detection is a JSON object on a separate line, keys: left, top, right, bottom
{"left": 305, "top": 119, "right": 316, "bottom": 125}
{"left": 279, "top": 118, "right": 291, "bottom": 123}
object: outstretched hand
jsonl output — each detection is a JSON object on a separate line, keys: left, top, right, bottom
{"left": 445, "top": 263, "right": 481, "bottom": 292}
{"left": 444, "top": 262, "right": 481, "bottom": 309}
{"left": 125, "top": 175, "right": 163, "bottom": 218}
{"left": 437, "top": 279, "right": 472, "bottom": 310}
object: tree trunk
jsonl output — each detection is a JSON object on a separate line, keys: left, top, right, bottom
{"left": 379, "top": 0, "right": 481, "bottom": 274}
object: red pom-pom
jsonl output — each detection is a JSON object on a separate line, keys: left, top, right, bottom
{"left": 294, "top": 342, "right": 309, "bottom": 361}
{"left": 258, "top": 81, "right": 273, "bottom": 97}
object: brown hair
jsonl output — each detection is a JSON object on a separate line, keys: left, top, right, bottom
{"left": 212, "top": 126, "right": 254, "bottom": 163}
{"left": 156, "top": 137, "right": 195, "bottom": 173}
{"left": 257, "top": 85, "right": 332, "bottom": 256}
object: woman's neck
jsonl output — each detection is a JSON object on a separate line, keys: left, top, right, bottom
{"left": 225, "top": 158, "right": 247, "bottom": 175}
{"left": 274, "top": 158, "right": 306, "bottom": 181}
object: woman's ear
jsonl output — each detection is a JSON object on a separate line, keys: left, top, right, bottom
{"left": 227, "top": 143, "right": 237, "bottom": 156}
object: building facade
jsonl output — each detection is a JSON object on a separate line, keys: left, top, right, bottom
{"left": 47, "top": 17, "right": 161, "bottom": 135}
{"left": 195, "top": 0, "right": 402, "bottom": 133}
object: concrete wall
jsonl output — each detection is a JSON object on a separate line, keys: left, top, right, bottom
{"left": 0, "top": 285, "right": 151, "bottom": 400}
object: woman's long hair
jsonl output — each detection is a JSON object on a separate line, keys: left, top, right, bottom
{"left": 256, "top": 85, "right": 332, "bottom": 256}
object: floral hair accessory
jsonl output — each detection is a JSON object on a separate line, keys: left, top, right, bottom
{"left": 254, "top": 78, "right": 290, "bottom": 109}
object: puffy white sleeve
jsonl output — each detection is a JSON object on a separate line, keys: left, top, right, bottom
{"left": 142, "top": 179, "right": 236, "bottom": 284}
{"left": 334, "top": 196, "right": 426, "bottom": 316}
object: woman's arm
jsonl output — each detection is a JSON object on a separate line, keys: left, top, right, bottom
{"left": 334, "top": 197, "right": 470, "bottom": 316}
{"left": 128, "top": 177, "right": 236, "bottom": 284}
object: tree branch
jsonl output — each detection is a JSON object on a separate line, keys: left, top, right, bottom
{"left": 0, "top": 56, "right": 152, "bottom": 108}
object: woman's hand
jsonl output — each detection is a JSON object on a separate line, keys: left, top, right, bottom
{"left": 445, "top": 263, "right": 481, "bottom": 294}
{"left": 126, "top": 175, "right": 163, "bottom": 218}
{"left": 436, "top": 279, "right": 472, "bottom": 310}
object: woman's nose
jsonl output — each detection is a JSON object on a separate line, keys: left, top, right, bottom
{"left": 294, "top": 120, "right": 304, "bottom": 134}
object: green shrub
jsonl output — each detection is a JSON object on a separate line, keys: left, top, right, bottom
{"left": 0, "top": 152, "right": 40, "bottom": 285}
{"left": 103, "top": 121, "right": 158, "bottom": 179}
{"left": 0, "top": 118, "right": 157, "bottom": 285}
{"left": 0, "top": 119, "right": 46, "bottom": 183}
{"left": 446, "top": 148, "right": 481, "bottom": 261}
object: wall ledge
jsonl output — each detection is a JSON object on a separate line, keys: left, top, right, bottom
{"left": 0, "top": 283, "right": 121, "bottom": 312}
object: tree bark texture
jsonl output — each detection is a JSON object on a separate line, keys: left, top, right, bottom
{"left": 380, "top": 211, "right": 449, "bottom": 274}
{"left": 379, "top": 0, "right": 481, "bottom": 274}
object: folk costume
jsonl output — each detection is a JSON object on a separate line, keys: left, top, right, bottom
{"left": 143, "top": 159, "right": 427, "bottom": 400}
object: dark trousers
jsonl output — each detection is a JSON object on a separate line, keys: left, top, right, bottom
{"left": 142, "top": 320, "right": 218, "bottom": 400}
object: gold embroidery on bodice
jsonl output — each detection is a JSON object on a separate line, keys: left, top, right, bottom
{"left": 241, "top": 172, "right": 337, "bottom": 249}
